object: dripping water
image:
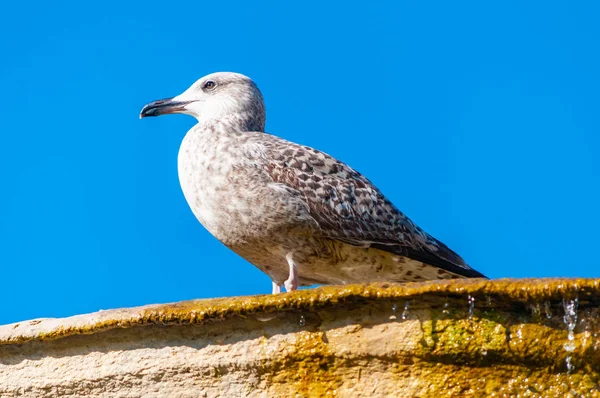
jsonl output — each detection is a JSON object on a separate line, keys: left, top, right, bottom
{"left": 565, "top": 357, "right": 574, "bottom": 374}
{"left": 442, "top": 301, "right": 450, "bottom": 316}
{"left": 401, "top": 301, "right": 410, "bottom": 320}
{"left": 467, "top": 295, "right": 475, "bottom": 320}
{"left": 563, "top": 297, "right": 579, "bottom": 373}
{"left": 544, "top": 301, "right": 553, "bottom": 319}
{"left": 390, "top": 302, "right": 397, "bottom": 320}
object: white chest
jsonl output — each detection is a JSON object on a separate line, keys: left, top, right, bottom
{"left": 177, "top": 130, "right": 228, "bottom": 232}
{"left": 176, "top": 128, "right": 273, "bottom": 243}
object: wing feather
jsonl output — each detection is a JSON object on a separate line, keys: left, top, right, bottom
{"left": 249, "top": 132, "right": 486, "bottom": 279}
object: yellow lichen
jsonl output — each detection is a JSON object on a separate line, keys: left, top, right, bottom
{"left": 2, "top": 278, "right": 600, "bottom": 396}
{"left": 2, "top": 278, "right": 598, "bottom": 345}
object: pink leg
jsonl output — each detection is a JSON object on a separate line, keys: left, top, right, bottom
{"left": 272, "top": 281, "right": 282, "bottom": 294}
{"left": 284, "top": 253, "right": 299, "bottom": 292}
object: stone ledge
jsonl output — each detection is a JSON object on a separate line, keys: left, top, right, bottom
{"left": 1, "top": 279, "right": 599, "bottom": 397}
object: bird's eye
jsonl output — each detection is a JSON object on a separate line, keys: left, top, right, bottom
{"left": 203, "top": 80, "right": 216, "bottom": 90}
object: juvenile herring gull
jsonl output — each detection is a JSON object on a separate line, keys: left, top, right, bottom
{"left": 140, "top": 72, "right": 486, "bottom": 293}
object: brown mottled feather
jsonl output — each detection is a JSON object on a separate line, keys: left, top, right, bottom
{"left": 249, "top": 132, "right": 487, "bottom": 279}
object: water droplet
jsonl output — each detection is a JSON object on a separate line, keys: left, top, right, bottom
{"left": 401, "top": 301, "right": 410, "bottom": 320}
{"left": 392, "top": 303, "right": 397, "bottom": 314}
{"left": 562, "top": 297, "right": 579, "bottom": 373}
{"left": 299, "top": 315, "right": 306, "bottom": 327}
{"left": 467, "top": 295, "right": 475, "bottom": 320}
{"left": 442, "top": 301, "right": 450, "bottom": 315}
{"left": 481, "top": 348, "right": 488, "bottom": 356}
{"left": 564, "top": 341, "right": 576, "bottom": 352}
{"left": 566, "top": 356, "right": 575, "bottom": 373}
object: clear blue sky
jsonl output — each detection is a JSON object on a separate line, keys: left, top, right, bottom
{"left": 1, "top": 1, "right": 598, "bottom": 324}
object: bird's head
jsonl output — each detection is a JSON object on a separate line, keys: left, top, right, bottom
{"left": 140, "top": 72, "right": 265, "bottom": 131}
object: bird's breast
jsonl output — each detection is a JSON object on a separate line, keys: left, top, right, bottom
{"left": 176, "top": 129, "right": 298, "bottom": 246}
{"left": 177, "top": 131, "right": 236, "bottom": 237}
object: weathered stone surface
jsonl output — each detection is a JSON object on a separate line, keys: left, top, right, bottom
{"left": 1, "top": 279, "right": 599, "bottom": 397}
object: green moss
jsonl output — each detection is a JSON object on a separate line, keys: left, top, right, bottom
{"left": 4, "top": 278, "right": 600, "bottom": 345}
{"left": 3, "top": 278, "right": 600, "bottom": 395}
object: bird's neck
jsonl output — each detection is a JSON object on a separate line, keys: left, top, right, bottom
{"left": 196, "top": 111, "right": 265, "bottom": 133}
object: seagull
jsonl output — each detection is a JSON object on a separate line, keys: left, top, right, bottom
{"left": 140, "top": 72, "right": 487, "bottom": 293}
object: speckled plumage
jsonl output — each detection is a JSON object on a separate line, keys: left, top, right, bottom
{"left": 141, "top": 72, "right": 486, "bottom": 292}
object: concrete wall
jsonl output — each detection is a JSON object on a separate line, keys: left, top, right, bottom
{"left": 0, "top": 279, "right": 599, "bottom": 397}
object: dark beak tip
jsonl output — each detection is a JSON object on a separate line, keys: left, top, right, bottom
{"left": 139, "top": 97, "right": 187, "bottom": 119}
{"left": 139, "top": 106, "right": 151, "bottom": 119}
{"left": 139, "top": 102, "right": 159, "bottom": 119}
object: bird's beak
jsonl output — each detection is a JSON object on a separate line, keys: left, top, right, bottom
{"left": 139, "top": 97, "right": 193, "bottom": 118}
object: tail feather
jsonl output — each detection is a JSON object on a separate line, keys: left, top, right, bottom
{"left": 370, "top": 241, "right": 488, "bottom": 279}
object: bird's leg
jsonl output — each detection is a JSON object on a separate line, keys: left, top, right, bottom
{"left": 272, "top": 281, "right": 282, "bottom": 294}
{"left": 284, "top": 253, "right": 299, "bottom": 292}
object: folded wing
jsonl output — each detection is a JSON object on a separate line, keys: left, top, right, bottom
{"left": 252, "top": 133, "right": 486, "bottom": 279}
